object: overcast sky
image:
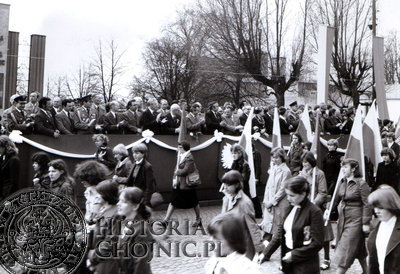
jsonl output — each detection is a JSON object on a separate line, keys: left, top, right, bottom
{"left": 2, "top": 0, "right": 400, "bottom": 96}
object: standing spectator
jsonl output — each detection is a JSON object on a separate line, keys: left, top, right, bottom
{"left": 7, "top": 95, "right": 34, "bottom": 134}
{"left": 186, "top": 102, "right": 204, "bottom": 135}
{"left": 252, "top": 107, "right": 267, "bottom": 136}
{"left": 367, "top": 185, "right": 400, "bottom": 274}
{"left": 122, "top": 99, "right": 142, "bottom": 134}
{"left": 163, "top": 141, "right": 202, "bottom": 226}
{"left": 140, "top": 97, "right": 159, "bottom": 133}
{"left": 384, "top": 132, "right": 400, "bottom": 162}
{"left": 103, "top": 101, "right": 126, "bottom": 134}
{"left": 0, "top": 136, "right": 20, "bottom": 199}
{"left": 52, "top": 97, "right": 62, "bottom": 114}
{"left": 220, "top": 170, "right": 264, "bottom": 259}
{"left": 32, "top": 152, "right": 51, "bottom": 189}
{"left": 92, "top": 134, "right": 116, "bottom": 171}
{"left": 286, "top": 101, "right": 300, "bottom": 131}
{"left": 48, "top": 159, "right": 76, "bottom": 201}
{"left": 2, "top": 94, "right": 18, "bottom": 131}
{"left": 221, "top": 105, "right": 243, "bottom": 136}
{"left": 260, "top": 147, "right": 292, "bottom": 258}
{"left": 263, "top": 105, "right": 274, "bottom": 135}
{"left": 91, "top": 94, "right": 106, "bottom": 132}
{"left": 112, "top": 144, "right": 133, "bottom": 190}
{"left": 205, "top": 101, "right": 222, "bottom": 134}
{"left": 34, "top": 97, "right": 60, "bottom": 138}
{"left": 260, "top": 177, "right": 324, "bottom": 274}
{"left": 72, "top": 95, "right": 96, "bottom": 134}
{"left": 157, "top": 99, "right": 170, "bottom": 121}
{"left": 329, "top": 159, "right": 371, "bottom": 274}
{"left": 374, "top": 148, "right": 399, "bottom": 192}
{"left": 159, "top": 103, "right": 181, "bottom": 135}
{"left": 239, "top": 105, "right": 252, "bottom": 126}
{"left": 25, "top": 91, "right": 40, "bottom": 117}
{"left": 126, "top": 143, "right": 156, "bottom": 207}
{"left": 287, "top": 133, "right": 303, "bottom": 175}
{"left": 322, "top": 139, "right": 342, "bottom": 196}
{"left": 55, "top": 99, "right": 75, "bottom": 135}
{"left": 278, "top": 107, "right": 291, "bottom": 134}
{"left": 324, "top": 109, "right": 342, "bottom": 135}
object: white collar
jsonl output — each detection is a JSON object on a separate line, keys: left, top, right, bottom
{"left": 135, "top": 158, "right": 144, "bottom": 165}
{"left": 179, "top": 151, "right": 190, "bottom": 163}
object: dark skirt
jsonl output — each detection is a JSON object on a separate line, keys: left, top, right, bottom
{"left": 171, "top": 187, "right": 198, "bottom": 209}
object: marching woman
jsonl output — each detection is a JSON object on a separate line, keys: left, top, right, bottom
{"left": 92, "top": 134, "right": 116, "bottom": 171}
{"left": 32, "top": 151, "right": 51, "bottom": 189}
{"left": 112, "top": 143, "right": 133, "bottom": 190}
{"left": 329, "top": 158, "right": 371, "bottom": 274}
{"left": 322, "top": 139, "right": 342, "bottom": 196}
{"left": 374, "top": 148, "right": 399, "bottom": 192}
{"left": 298, "top": 152, "right": 333, "bottom": 270}
{"left": 163, "top": 141, "right": 202, "bottom": 226}
{"left": 117, "top": 187, "right": 153, "bottom": 274}
{"left": 220, "top": 170, "right": 264, "bottom": 259}
{"left": 259, "top": 177, "right": 324, "bottom": 273}
{"left": 260, "top": 147, "right": 292, "bottom": 257}
{"left": 287, "top": 133, "right": 303, "bottom": 176}
{"left": 48, "top": 159, "right": 76, "bottom": 201}
{"left": 368, "top": 185, "right": 400, "bottom": 274}
{"left": 0, "top": 136, "right": 20, "bottom": 199}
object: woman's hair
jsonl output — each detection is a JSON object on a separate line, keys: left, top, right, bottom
{"left": 121, "top": 187, "right": 151, "bottom": 220}
{"left": 131, "top": 143, "right": 148, "bottom": 156}
{"left": 271, "top": 147, "right": 287, "bottom": 163}
{"left": 48, "top": 159, "right": 71, "bottom": 181}
{"left": 219, "top": 213, "right": 247, "bottom": 254}
{"left": 32, "top": 152, "right": 51, "bottom": 173}
{"left": 73, "top": 160, "right": 109, "bottom": 186}
{"left": 221, "top": 170, "right": 242, "bottom": 193}
{"left": 285, "top": 176, "right": 310, "bottom": 196}
{"left": 381, "top": 147, "right": 396, "bottom": 162}
{"left": 368, "top": 185, "right": 400, "bottom": 216}
{"left": 92, "top": 134, "right": 109, "bottom": 146}
{"left": 342, "top": 158, "right": 362, "bottom": 178}
{"left": 178, "top": 141, "right": 191, "bottom": 151}
{"left": 0, "top": 136, "right": 18, "bottom": 156}
{"left": 230, "top": 144, "right": 247, "bottom": 160}
{"left": 301, "top": 152, "right": 317, "bottom": 168}
{"left": 290, "top": 133, "right": 303, "bottom": 143}
{"left": 207, "top": 214, "right": 225, "bottom": 239}
{"left": 302, "top": 141, "right": 312, "bottom": 151}
{"left": 113, "top": 144, "right": 128, "bottom": 157}
{"left": 327, "top": 139, "right": 339, "bottom": 148}
{"left": 96, "top": 180, "right": 119, "bottom": 205}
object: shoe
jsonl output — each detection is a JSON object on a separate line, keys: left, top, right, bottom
{"left": 320, "top": 259, "right": 330, "bottom": 270}
{"left": 192, "top": 218, "right": 202, "bottom": 227}
{"left": 330, "top": 243, "right": 336, "bottom": 249}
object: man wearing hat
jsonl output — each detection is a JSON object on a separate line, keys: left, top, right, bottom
{"left": 287, "top": 101, "right": 300, "bottom": 132}
{"left": 71, "top": 95, "right": 96, "bottom": 134}
{"left": 7, "top": 95, "right": 35, "bottom": 134}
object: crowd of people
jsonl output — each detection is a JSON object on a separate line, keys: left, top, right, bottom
{"left": 5, "top": 91, "right": 399, "bottom": 138}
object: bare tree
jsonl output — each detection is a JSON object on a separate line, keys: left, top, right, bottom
{"left": 384, "top": 31, "right": 400, "bottom": 85}
{"left": 65, "top": 64, "right": 100, "bottom": 99}
{"left": 92, "top": 40, "right": 125, "bottom": 103}
{"left": 310, "top": 0, "right": 372, "bottom": 107}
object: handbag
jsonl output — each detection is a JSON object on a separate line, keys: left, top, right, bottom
{"left": 186, "top": 169, "right": 201, "bottom": 187}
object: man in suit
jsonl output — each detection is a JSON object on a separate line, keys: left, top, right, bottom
{"left": 103, "top": 101, "right": 126, "bottom": 134}
{"left": 52, "top": 97, "right": 63, "bottom": 114}
{"left": 279, "top": 107, "right": 291, "bottom": 134}
{"left": 385, "top": 132, "right": 400, "bottom": 162}
{"left": 220, "top": 105, "right": 243, "bottom": 135}
{"left": 263, "top": 105, "right": 274, "bottom": 135}
{"left": 91, "top": 94, "right": 106, "bottom": 132}
{"left": 122, "top": 99, "right": 142, "bottom": 134}
{"left": 25, "top": 91, "right": 40, "bottom": 117}
{"left": 239, "top": 105, "right": 252, "bottom": 126}
{"left": 186, "top": 102, "right": 205, "bottom": 135}
{"left": 287, "top": 101, "right": 300, "bottom": 132}
{"left": 7, "top": 95, "right": 35, "bottom": 134}
{"left": 34, "top": 97, "right": 60, "bottom": 138}
{"left": 71, "top": 95, "right": 96, "bottom": 134}
{"left": 205, "top": 101, "right": 222, "bottom": 134}
{"left": 55, "top": 99, "right": 76, "bottom": 135}
{"left": 159, "top": 103, "right": 181, "bottom": 135}
{"left": 140, "top": 97, "right": 159, "bottom": 134}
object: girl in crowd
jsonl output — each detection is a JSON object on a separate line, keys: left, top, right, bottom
{"left": 117, "top": 187, "right": 153, "bottom": 274}
{"left": 163, "top": 141, "right": 202, "bottom": 226}
{"left": 368, "top": 185, "right": 400, "bottom": 274}
{"left": 302, "top": 141, "right": 312, "bottom": 154}
{"left": 260, "top": 147, "right": 292, "bottom": 257}
{"left": 260, "top": 177, "right": 324, "bottom": 273}
{"left": 298, "top": 152, "right": 332, "bottom": 270}
{"left": 205, "top": 212, "right": 261, "bottom": 274}
{"left": 87, "top": 180, "right": 119, "bottom": 274}
{"left": 287, "top": 133, "right": 303, "bottom": 175}
{"left": 329, "top": 158, "right": 371, "bottom": 274}
{"left": 374, "top": 148, "right": 399, "bottom": 192}
{"left": 0, "top": 136, "right": 20, "bottom": 199}
{"left": 322, "top": 139, "right": 342, "bottom": 196}
{"left": 230, "top": 143, "right": 262, "bottom": 218}
{"left": 220, "top": 170, "right": 263, "bottom": 259}
{"left": 126, "top": 143, "right": 156, "bottom": 207}
{"left": 92, "top": 134, "right": 116, "bottom": 171}
{"left": 112, "top": 143, "right": 133, "bottom": 190}
{"left": 32, "top": 152, "right": 51, "bottom": 189}
{"left": 48, "top": 159, "right": 76, "bottom": 201}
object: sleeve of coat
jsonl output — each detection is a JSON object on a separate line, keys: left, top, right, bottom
{"left": 55, "top": 115, "right": 73, "bottom": 135}
{"left": 360, "top": 179, "right": 372, "bottom": 225}
{"left": 314, "top": 171, "right": 328, "bottom": 207}
{"left": 290, "top": 206, "right": 324, "bottom": 263}
{"left": 114, "top": 161, "right": 133, "bottom": 184}
{"left": 272, "top": 169, "right": 292, "bottom": 206}
{"left": 175, "top": 157, "right": 195, "bottom": 177}
{"left": 143, "top": 164, "right": 156, "bottom": 206}
{"left": 34, "top": 114, "right": 55, "bottom": 136}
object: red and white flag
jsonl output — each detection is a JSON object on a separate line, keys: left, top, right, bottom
{"left": 272, "top": 107, "right": 282, "bottom": 150}
{"left": 296, "top": 104, "right": 313, "bottom": 143}
{"left": 362, "top": 102, "right": 382, "bottom": 175}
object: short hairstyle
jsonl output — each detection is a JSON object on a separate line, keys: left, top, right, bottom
{"left": 328, "top": 108, "right": 336, "bottom": 116}
{"left": 220, "top": 213, "right": 247, "bottom": 254}
{"left": 92, "top": 134, "right": 109, "bottom": 146}
{"left": 327, "top": 139, "right": 339, "bottom": 148}
{"left": 224, "top": 105, "right": 234, "bottom": 111}
{"left": 230, "top": 144, "right": 246, "bottom": 158}
{"left": 73, "top": 160, "right": 109, "bottom": 186}
{"left": 208, "top": 101, "right": 217, "bottom": 110}
{"left": 48, "top": 159, "right": 71, "bottom": 180}
{"left": 178, "top": 141, "right": 190, "bottom": 151}
{"left": 381, "top": 147, "right": 396, "bottom": 162}
{"left": 113, "top": 144, "right": 129, "bottom": 157}
{"left": 271, "top": 147, "right": 287, "bottom": 163}
{"left": 285, "top": 176, "right": 310, "bottom": 196}
{"left": 221, "top": 170, "right": 242, "bottom": 193}
{"left": 109, "top": 101, "right": 119, "bottom": 108}
{"left": 207, "top": 214, "right": 225, "bottom": 238}
{"left": 38, "top": 97, "right": 51, "bottom": 109}
{"left": 126, "top": 99, "right": 136, "bottom": 109}
{"left": 121, "top": 187, "right": 151, "bottom": 220}
{"left": 278, "top": 107, "right": 286, "bottom": 116}
{"left": 32, "top": 152, "right": 51, "bottom": 173}
{"left": 302, "top": 152, "right": 317, "bottom": 168}
{"left": 190, "top": 102, "right": 201, "bottom": 111}
{"left": 368, "top": 185, "right": 400, "bottom": 216}
{"left": 131, "top": 143, "right": 148, "bottom": 155}
{"left": 341, "top": 158, "right": 362, "bottom": 178}
{"left": 0, "top": 136, "right": 19, "bottom": 156}
{"left": 302, "top": 141, "right": 312, "bottom": 151}
{"left": 96, "top": 180, "right": 119, "bottom": 205}
{"left": 62, "top": 99, "right": 73, "bottom": 107}
{"left": 383, "top": 119, "right": 391, "bottom": 127}
{"left": 170, "top": 103, "right": 181, "bottom": 111}
{"left": 14, "top": 95, "right": 27, "bottom": 103}
{"left": 254, "top": 107, "right": 262, "bottom": 114}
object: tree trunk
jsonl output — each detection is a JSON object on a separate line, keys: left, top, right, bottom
{"left": 274, "top": 89, "right": 285, "bottom": 107}
{"left": 351, "top": 88, "right": 360, "bottom": 108}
